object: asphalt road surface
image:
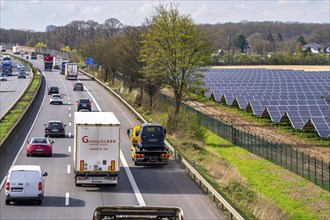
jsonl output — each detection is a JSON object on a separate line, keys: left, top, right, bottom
{"left": 0, "top": 60, "right": 225, "bottom": 219}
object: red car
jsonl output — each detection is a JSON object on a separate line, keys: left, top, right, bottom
{"left": 26, "top": 137, "right": 54, "bottom": 157}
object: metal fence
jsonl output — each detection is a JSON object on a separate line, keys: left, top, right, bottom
{"left": 159, "top": 94, "right": 330, "bottom": 191}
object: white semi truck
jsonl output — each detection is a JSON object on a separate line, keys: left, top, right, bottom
{"left": 65, "top": 63, "right": 78, "bottom": 80}
{"left": 74, "top": 112, "right": 121, "bottom": 186}
{"left": 12, "top": 46, "right": 21, "bottom": 54}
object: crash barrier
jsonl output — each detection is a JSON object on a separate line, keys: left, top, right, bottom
{"left": 0, "top": 68, "right": 42, "bottom": 159}
{"left": 159, "top": 94, "right": 330, "bottom": 192}
{"left": 79, "top": 70, "right": 244, "bottom": 220}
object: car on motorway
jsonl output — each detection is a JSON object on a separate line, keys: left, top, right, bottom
{"left": 26, "top": 137, "right": 54, "bottom": 157}
{"left": 49, "top": 94, "right": 63, "bottom": 105}
{"left": 47, "top": 86, "right": 59, "bottom": 95}
{"left": 0, "top": 75, "right": 7, "bottom": 81}
{"left": 44, "top": 120, "right": 66, "bottom": 137}
{"left": 77, "top": 98, "right": 92, "bottom": 111}
{"left": 73, "top": 82, "right": 83, "bottom": 91}
{"left": 5, "top": 165, "right": 47, "bottom": 205}
{"left": 18, "top": 69, "right": 27, "bottom": 78}
{"left": 3, "top": 55, "right": 10, "bottom": 60}
{"left": 17, "top": 64, "right": 24, "bottom": 69}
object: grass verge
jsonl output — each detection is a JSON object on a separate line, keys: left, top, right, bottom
{"left": 0, "top": 71, "right": 41, "bottom": 141}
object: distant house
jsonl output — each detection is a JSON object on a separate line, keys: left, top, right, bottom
{"left": 322, "top": 42, "right": 330, "bottom": 53}
{"left": 302, "top": 42, "right": 322, "bottom": 54}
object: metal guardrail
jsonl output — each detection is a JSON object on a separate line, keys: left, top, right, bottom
{"left": 79, "top": 70, "right": 244, "bottom": 220}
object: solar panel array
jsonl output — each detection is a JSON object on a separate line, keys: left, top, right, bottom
{"left": 203, "top": 69, "right": 330, "bottom": 138}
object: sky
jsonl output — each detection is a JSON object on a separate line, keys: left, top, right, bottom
{"left": 0, "top": 0, "right": 329, "bottom": 32}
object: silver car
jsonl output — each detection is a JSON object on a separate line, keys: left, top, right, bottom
{"left": 49, "top": 94, "right": 63, "bottom": 105}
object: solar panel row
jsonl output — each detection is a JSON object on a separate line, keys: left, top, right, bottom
{"left": 203, "top": 68, "right": 330, "bottom": 138}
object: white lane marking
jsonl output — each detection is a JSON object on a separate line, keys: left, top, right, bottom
{"left": 68, "top": 146, "right": 71, "bottom": 153}
{"left": 67, "top": 97, "right": 70, "bottom": 100}
{"left": 84, "top": 85, "right": 101, "bottom": 111}
{"left": 69, "top": 121, "right": 72, "bottom": 126}
{"left": 69, "top": 107, "right": 71, "bottom": 110}
{"left": 84, "top": 86, "right": 146, "bottom": 206}
{"left": 0, "top": 70, "right": 47, "bottom": 190}
{"left": 65, "top": 192, "right": 69, "bottom": 206}
{"left": 120, "top": 151, "right": 146, "bottom": 206}
{"left": 67, "top": 165, "right": 71, "bottom": 174}
{"left": 68, "top": 133, "right": 71, "bottom": 138}
{"left": 69, "top": 114, "right": 71, "bottom": 117}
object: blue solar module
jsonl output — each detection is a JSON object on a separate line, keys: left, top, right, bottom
{"left": 202, "top": 68, "right": 330, "bottom": 137}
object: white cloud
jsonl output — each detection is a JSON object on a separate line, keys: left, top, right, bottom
{"left": 235, "top": 3, "right": 253, "bottom": 11}
{"left": 192, "top": 3, "right": 208, "bottom": 18}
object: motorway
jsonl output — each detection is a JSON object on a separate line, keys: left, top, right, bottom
{"left": 0, "top": 58, "right": 31, "bottom": 118}
{"left": 0, "top": 59, "right": 225, "bottom": 219}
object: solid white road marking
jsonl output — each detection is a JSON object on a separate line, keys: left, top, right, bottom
{"left": 65, "top": 192, "right": 69, "bottom": 206}
{"left": 67, "top": 165, "right": 71, "bottom": 174}
{"left": 68, "top": 146, "right": 71, "bottom": 153}
{"left": 120, "top": 151, "right": 146, "bottom": 206}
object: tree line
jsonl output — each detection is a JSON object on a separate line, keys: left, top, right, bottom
{"left": 0, "top": 4, "right": 329, "bottom": 125}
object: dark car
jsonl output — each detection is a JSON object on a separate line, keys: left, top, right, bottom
{"left": 26, "top": 137, "right": 54, "bottom": 157}
{"left": 73, "top": 82, "right": 83, "bottom": 91}
{"left": 44, "top": 121, "right": 66, "bottom": 137}
{"left": 48, "top": 86, "right": 59, "bottom": 95}
{"left": 77, "top": 98, "right": 92, "bottom": 111}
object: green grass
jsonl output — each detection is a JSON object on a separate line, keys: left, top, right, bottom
{"left": 204, "top": 129, "right": 329, "bottom": 220}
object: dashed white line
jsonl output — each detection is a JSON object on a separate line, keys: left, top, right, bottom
{"left": 67, "top": 165, "right": 71, "bottom": 174}
{"left": 68, "top": 114, "right": 71, "bottom": 117}
{"left": 69, "top": 107, "right": 71, "bottom": 110}
{"left": 65, "top": 192, "right": 69, "bottom": 206}
{"left": 68, "top": 146, "right": 71, "bottom": 153}
{"left": 68, "top": 133, "right": 71, "bottom": 138}
{"left": 69, "top": 122, "right": 72, "bottom": 126}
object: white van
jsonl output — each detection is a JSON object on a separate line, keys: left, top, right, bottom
{"left": 5, "top": 165, "right": 47, "bottom": 205}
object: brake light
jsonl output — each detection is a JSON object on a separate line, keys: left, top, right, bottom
{"left": 6, "top": 182, "right": 10, "bottom": 190}
{"left": 136, "top": 153, "right": 144, "bottom": 158}
{"left": 38, "top": 182, "right": 42, "bottom": 190}
{"left": 161, "top": 153, "right": 170, "bottom": 158}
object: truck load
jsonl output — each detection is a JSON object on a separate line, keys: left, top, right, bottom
{"left": 92, "top": 206, "right": 183, "bottom": 220}
{"left": 1, "top": 61, "right": 13, "bottom": 76}
{"left": 127, "top": 123, "right": 170, "bottom": 166}
{"left": 53, "top": 56, "right": 62, "bottom": 69}
{"left": 12, "top": 46, "right": 21, "bottom": 54}
{"left": 74, "top": 112, "right": 121, "bottom": 186}
{"left": 0, "top": 45, "right": 6, "bottom": 52}
{"left": 60, "top": 60, "right": 69, "bottom": 75}
{"left": 44, "top": 55, "right": 53, "bottom": 71}
{"left": 65, "top": 63, "right": 78, "bottom": 80}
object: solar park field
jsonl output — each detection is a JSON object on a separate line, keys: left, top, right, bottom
{"left": 203, "top": 67, "right": 330, "bottom": 138}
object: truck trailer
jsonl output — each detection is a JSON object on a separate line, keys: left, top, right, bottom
{"left": 74, "top": 112, "right": 121, "bottom": 186}
{"left": 59, "top": 60, "right": 69, "bottom": 75}
{"left": 65, "top": 63, "right": 78, "bottom": 79}
{"left": 53, "top": 56, "right": 62, "bottom": 69}
{"left": 44, "top": 55, "right": 53, "bottom": 71}
{"left": 12, "top": 46, "right": 21, "bottom": 54}
{"left": 0, "top": 45, "right": 6, "bottom": 52}
{"left": 127, "top": 123, "right": 170, "bottom": 166}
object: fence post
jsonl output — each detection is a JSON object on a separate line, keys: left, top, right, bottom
{"left": 314, "top": 157, "right": 317, "bottom": 185}
{"left": 291, "top": 146, "right": 293, "bottom": 171}
{"left": 296, "top": 149, "right": 299, "bottom": 174}
{"left": 302, "top": 152, "right": 304, "bottom": 178}
{"left": 308, "top": 154, "right": 310, "bottom": 181}
{"left": 276, "top": 143, "right": 278, "bottom": 165}
{"left": 321, "top": 160, "right": 323, "bottom": 189}
{"left": 285, "top": 145, "right": 287, "bottom": 169}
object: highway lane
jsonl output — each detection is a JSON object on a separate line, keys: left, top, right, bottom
{"left": 0, "top": 59, "right": 31, "bottom": 118}
{"left": 0, "top": 63, "right": 224, "bottom": 219}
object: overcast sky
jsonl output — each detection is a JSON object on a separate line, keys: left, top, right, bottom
{"left": 1, "top": 0, "right": 329, "bottom": 32}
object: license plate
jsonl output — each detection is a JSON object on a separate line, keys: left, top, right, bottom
{"left": 11, "top": 188, "right": 23, "bottom": 192}
{"left": 52, "top": 129, "right": 58, "bottom": 131}
{"left": 36, "top": 149, "right": 44, "bottom": 151}
{"left": 149, "top": 157, "right": 157, "bottom": 162}
{"left": 149, "top": 139, "right": 157, "bottom": 142}
{"left": 92, "top": 177, "right": 103, "bottom": 180}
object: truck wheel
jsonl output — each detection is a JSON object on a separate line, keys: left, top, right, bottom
{"left": 5, "top": 200, "right": 10, "bottom": 205}
{"left": 75, "top": 183, "right": 82, "bottom": 187}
